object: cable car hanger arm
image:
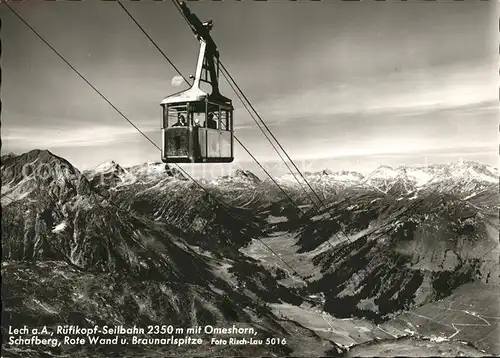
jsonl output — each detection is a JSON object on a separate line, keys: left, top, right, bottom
{"left": 177, "top": 1, "right": 218, "bottom": 54}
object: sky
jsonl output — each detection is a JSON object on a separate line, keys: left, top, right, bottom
{"left": 2, "top": 0, "right": 498, "bottom": 179}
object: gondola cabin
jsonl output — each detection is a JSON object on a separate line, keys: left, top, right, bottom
{"left": 161, "top": 91, "right": 234, "bottom": 163}
{"left": 160, "top": 1, "right": 234, "bottom": 164}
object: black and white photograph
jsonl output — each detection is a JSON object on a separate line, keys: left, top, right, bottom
{"left": 1, "top": 0, "right": 499, "bottom": 356}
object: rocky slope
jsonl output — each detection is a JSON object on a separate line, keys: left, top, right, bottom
{"left": 210, "top": 159, "right": 499, "bottom": 354}
{"left": 1, "top": 150, "right": 339, "bottom": 357}
{"left": 300, "top": 183, "right": 499, "bottom": 320}
{"left": 2, "top": 149, "right": 498, "bottom": 356}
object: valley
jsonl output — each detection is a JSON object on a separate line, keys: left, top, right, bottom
{"left": 1, "top": 150, "right": 498, "bottom": 356}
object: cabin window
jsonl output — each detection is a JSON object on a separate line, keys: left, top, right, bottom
{"left": 222, "top": 110, "right": 230, "bottom": 131}
{"left": 202, "top": 104, "right": 232, "bottom": 131}
{"left": 216, "top": 110, "right": 225, "bottom": 131}
{"left": 167, "top": 104, "right": 188, "bottom": 127}
{"left": 206, "top": 111, "right": 218, "bottom": 129}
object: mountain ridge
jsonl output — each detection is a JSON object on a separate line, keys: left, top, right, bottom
{"left": 2, "top": 149, "right": 498, "bottom": 356}
{"left": 5, "top": 150, "right": 496, "bottom": 192}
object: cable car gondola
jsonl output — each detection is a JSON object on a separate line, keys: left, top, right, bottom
{"left": 161, "top": 2, "right": 234, "bottom": 163}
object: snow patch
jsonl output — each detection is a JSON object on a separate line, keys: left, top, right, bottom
{"left": 475, "top": 171, "right": 498, "bottom": 184}
{"left": 331, "top": 173, "right": 363, "bottom": 182}
{"left": 52, "top": 221, "right": 67, "bottom": 233}
{"left": 429, "top": 335, "right": 449, "bottom": 343}
{"left": 93, "top": 161, "right": 121, "bottom": 173}
{"left": 1, "top": 190, "right": 32, "bottom": 205}
{"left": 267, "top": 215, "right": 289, "bottom": 224}
{"left": 407, "top": 169, "right": 433, "bottom": 187}
{"left": 369, "top": 166, "right": 400, "bottom": 180}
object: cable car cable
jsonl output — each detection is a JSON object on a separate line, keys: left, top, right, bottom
{"left": 220, "top": 63, "right": 410, "bottom": 295}
{"left": 219, "top": 63, "right": 357, "bottom": 246}
{"left": 168, "top": 0, "right": 318, "bottom": 211}
{"left": 116, "top": 1, "right": 304, "bottom": 215}
{"left": 234, "top": 137, "right": 304, "bottom": 214}
{"left": 171, "top": 0, "right": 193, "bottom": 30}
{"left": 166, "top": 0, "right": 500, "bottom": 329}
{"left": 220, "top": 70, "right": 319, "bottom": 209}
{"left": 168, "top": 0, "right": 363, "bottom": 257}
{"left": 3, "top": 2, "right": 230, "bottom": 212}
{"left": 169, "top": 0, "right": 321, "bottom": 212}
{"left": 4, "top": 3, "right": 158, "bottom": 154}
{"left": 219, "top": 61, "right": 358, "bottom": 236}
{"left": 167, "top": 0, "right": 374, "bottom": 292}
{"left": 168, "top": 0, "right": 317, "bottom": 211}
{"left": 117, "top": 2, "right": 190, "bottom": 85}
{"left": 170, "top": 0, "right": 369, "bottom": 286}
{"left": 220, "top": 61, "right": 367, "bottom": 263}
{"left": 4, "top": 2, "right": 310, "bottom": 285}
{"left": 220, "top": 62, "right": 327, "bottom": 209}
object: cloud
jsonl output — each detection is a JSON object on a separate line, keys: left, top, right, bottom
{"left": 2, "top": 124, "right": 159, "bottom": 149}
{"left": 254, "top": 62, "right": 496, "bottom": 126}
{"left": 171, "top": 75, "right": 185, "bottom": 87}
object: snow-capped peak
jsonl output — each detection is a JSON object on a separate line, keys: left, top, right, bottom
{"left": 276, "top": 169, "right": 364, "bottom": 186}
{"left": 92, "top": 160, "right": 125, "bottom": 175}
{"left": 125, "top": 162, "right": 186, "bottom": 183}
{"left": 328, "top": 170, "right": 365, "bottom": 182}
{"left": 211, "top": 169, "right": 261, "bottom": 185}
{"left": 128, "top": 162, "right": 168, "bottom": 176}
{"left": 235, "top": 169, "right": 261, "bottom": 183}
{"left": 273, "top": 160, "right": 497, "bottom": 194}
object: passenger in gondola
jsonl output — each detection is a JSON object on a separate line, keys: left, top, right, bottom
{"left": 172, "top": 114, "right": 187, "bottom": 127}
{"left": 207, "top": 112, "right": 217, "bottom": 129}
{"left": 193, "top": 117, "right": 202, "bottom": 158}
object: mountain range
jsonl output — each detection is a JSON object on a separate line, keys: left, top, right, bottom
{"left": 2, "top": 149, "right": 499, "bottom": 357}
